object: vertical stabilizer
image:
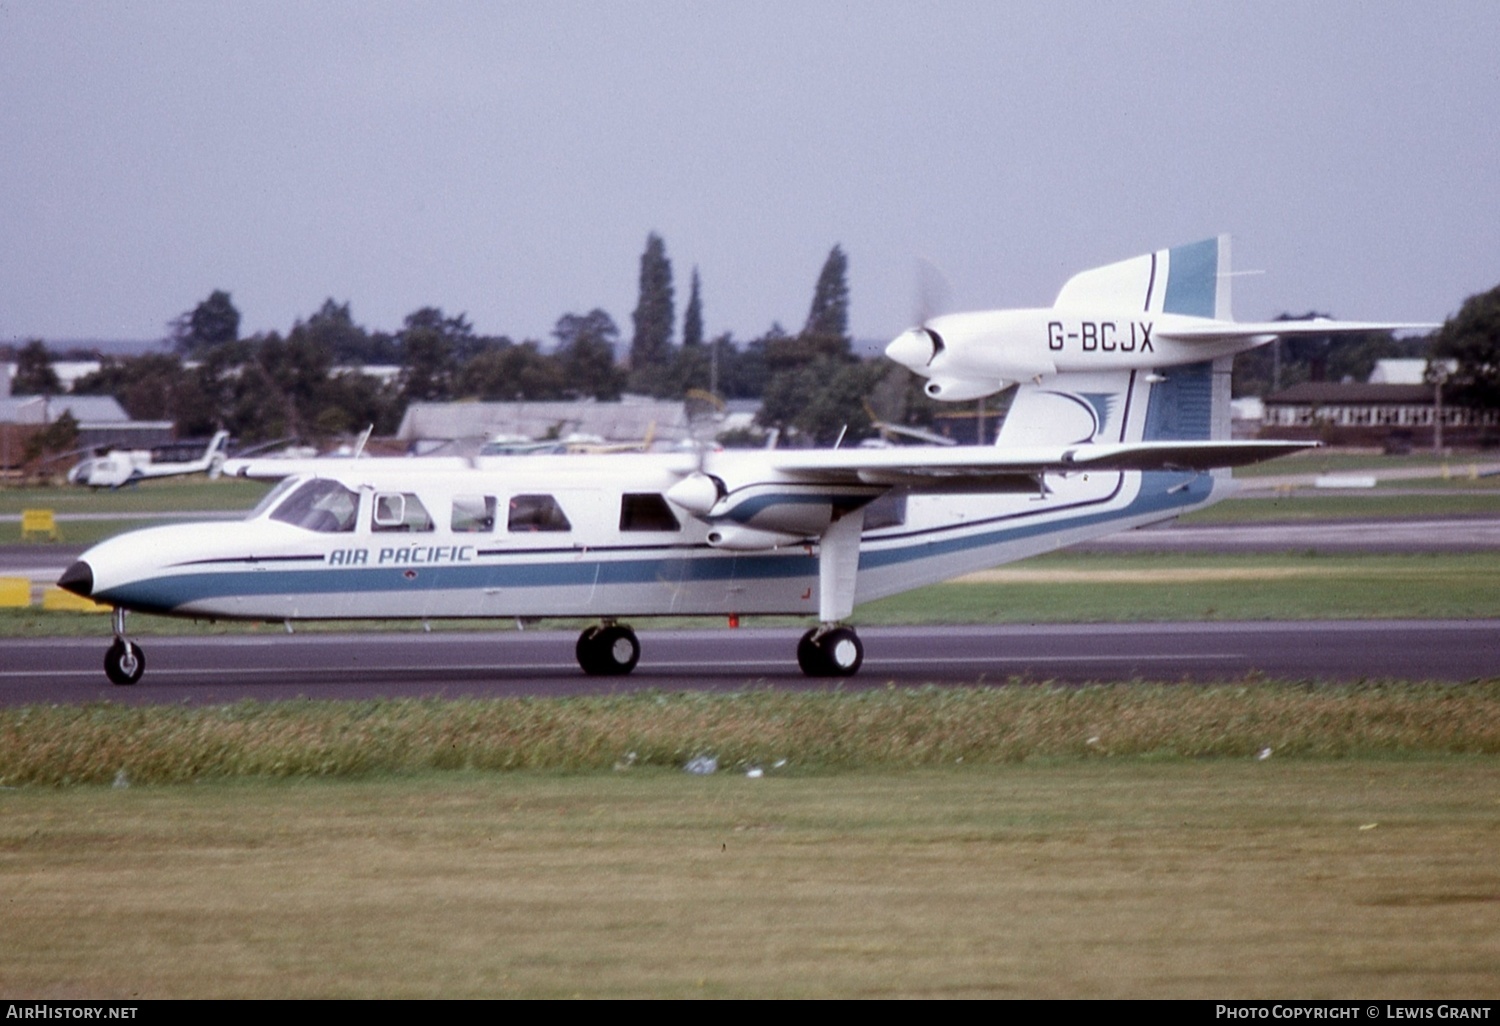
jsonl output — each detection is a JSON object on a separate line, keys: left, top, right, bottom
{"left": 1158, "top": 233, "right": 1233, "bottom": 319}
{"left": 1053, "top": 234, "right": 1231, "bottom": 319}
{"left": 998, "top": 235, "right": 1235, "bottom": 448}
{"left": 1214, "top": 234, "right": 1232, "bottom": 321}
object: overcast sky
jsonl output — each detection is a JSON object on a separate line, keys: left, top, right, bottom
{"left": 2, "top": 1, "right": 1496, "bottom": 351}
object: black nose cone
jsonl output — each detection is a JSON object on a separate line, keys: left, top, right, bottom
{"left": 57, "top": 560, "right": 94, "bottom": 598}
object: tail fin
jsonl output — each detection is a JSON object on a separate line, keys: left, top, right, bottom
{"left": 1053, "top": 234, "right": 1232, "bottom": 320}
{"left": 996, "top": 235, "right": 1234, "bottom": 449}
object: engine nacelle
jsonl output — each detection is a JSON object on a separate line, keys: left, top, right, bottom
{"left": 923, "top": 376, "right": 1008, "bottom": 402}
{"left": 664, "top": 472, "right": 726, "bottom": 517}
{"left": 704, "top": 524, "right": 807, "bottom": 551}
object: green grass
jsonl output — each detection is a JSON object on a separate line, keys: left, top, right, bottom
{"left": 1231, "top": 450, "right": 1500, "bottom": 477}
{"left": 0, "top": 476, "right": 270, "bottom": 515}
{"left": 2, "top": 757, "right": 1497, "bottom": 997}
{"left": 5, "top": 683, "right": 1499, "bottom": 787}
{"left": 0, "top": 516, "right": 216, "bottom": 547}
{"left": 1184, "top": 491, "right": 1500, "bottom": 523}
{"left": 862, "top": 551, "right": 1500, "bottom": 623}
{"left": 6, "top": 458, "right": 1498, "bottom": 997}
{"left": 0, "top": 477, "right": 271, "bottom": 544}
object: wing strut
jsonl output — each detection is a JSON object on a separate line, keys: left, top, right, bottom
{"left": 818, "top": 508, "right": 864, "bottom": 623}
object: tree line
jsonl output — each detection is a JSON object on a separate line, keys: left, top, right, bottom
{"left": 7, "top": 235, "right": 929, "bottom": 449}
{"left": 8, "top": 234, "right": 1500, "bottom": 451}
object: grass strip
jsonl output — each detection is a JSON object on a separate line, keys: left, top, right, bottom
{"left": 4, "top": 681, "right": 1499, "bottom": 787}
{"left": 0, "top": 477, "right": 269, "bottom": 515}
{"left": 3, "top": 760, "right": 1497, "bottom": 998}
{"left": 1182, "top": 491, "right": 1500, "bottom": 523}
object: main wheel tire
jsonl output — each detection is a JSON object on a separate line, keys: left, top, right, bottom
{"left": 577, "top": 624, "right": 640, "bottom": 676}
{"left": 818, "top": 627, "right": 863, "bottom": 677}
{"left": 104, "top": 638, "right": 145, "bottom": 686}
{"left": 575, "top": 626, "right": 602, "bottom": 674}
{"left": 798, "top": 627, "right": 863, "bottom": 677}
{"left": 797, "top": 628, "right": 827, "bottom": 676}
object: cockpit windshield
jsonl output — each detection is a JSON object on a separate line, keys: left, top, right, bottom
{"left": 246, "top": 476, "right": 303, "bottom": 520}
{"left": 267, "top": 478, "right": 360, "bottom": 533}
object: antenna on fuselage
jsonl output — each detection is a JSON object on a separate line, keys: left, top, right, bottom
{"left": 351, "top": 424, "right": 374, "bottom": 459}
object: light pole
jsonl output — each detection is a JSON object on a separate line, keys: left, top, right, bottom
{"left": 1431, "top": 363, "right": 1450, "bottom": 455}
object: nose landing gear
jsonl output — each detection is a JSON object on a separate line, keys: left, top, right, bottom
{"left": 104, "top": 608, "right": 145, "bottom": 686}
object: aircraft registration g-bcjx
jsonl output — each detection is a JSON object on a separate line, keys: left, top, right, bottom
{"left": 58, "top": 237, "right": 1434, "bottom": 684}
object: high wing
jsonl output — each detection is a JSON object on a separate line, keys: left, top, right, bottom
{"left": 756, "top": 439, "right": 1313, "bottom": 490}
{"left": 222, "top": 455, "right": 475, "bottom": 480}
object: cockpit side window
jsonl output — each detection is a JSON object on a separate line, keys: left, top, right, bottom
{"left": 269, "top": 479, "right": 360, "bottom": 533}
{"left": 372, "top": 492, "right": 435, "bottom": 532}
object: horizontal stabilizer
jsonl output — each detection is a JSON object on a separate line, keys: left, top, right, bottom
{"left": 1158, "top": 319, "right": 1437, "bottom": 343}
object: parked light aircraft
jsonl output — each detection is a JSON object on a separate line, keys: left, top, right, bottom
{"left": 67, "top": 431, "right": 230, "bottom": 489}
{"left": 58, "top": 237, "right": 1432, "bottom": 685}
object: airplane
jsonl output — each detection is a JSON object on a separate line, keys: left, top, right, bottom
{"left": 478, "top": 425, "right": 659, "bottom": 457}
{"left": 67, "top": 430, "right": 231, "bottom": 489}
{"left": 56, "top": 237, "right": 1434, "bottom": 685}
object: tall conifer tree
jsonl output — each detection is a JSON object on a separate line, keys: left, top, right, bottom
{"left": 803, "top": 245, "right": 850, "bottom": 343}
{"left": 682, "top": 267, "right": 704, "bottom": 348}
{"left": 630, "top": 233, "right": 675, "bottom": 390}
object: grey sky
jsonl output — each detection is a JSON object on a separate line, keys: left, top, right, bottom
{"left": 2, "top": 1, "right": 1496, "bottom": 351}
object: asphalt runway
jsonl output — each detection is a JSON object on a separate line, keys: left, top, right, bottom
{"left": 3, "top": 620, "right": 1497, "bottom": 706}
{"left": 5, "top": 518, "right": 1498, "bottom": 705}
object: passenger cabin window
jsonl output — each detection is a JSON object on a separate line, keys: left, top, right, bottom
{"left": 619, "top": 493, "right": 680, "bottom": 532}
{"left": 372, "top": 492, "right": 434, "bottom": 532}
{"left": 451, "top": 495, "right": 496, "bottom": 533}
{"left": 270, "top": 479, "right": 359, "bottom": 533}
{"left": 508, "top": 494, "right": 571, "bottom": 532}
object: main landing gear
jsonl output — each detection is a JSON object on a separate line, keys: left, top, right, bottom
{"left": 575, "top": 622, "right": 640, "bottom": 676}
{"left": 573, "top": 620, "right": 864, "bottom": 678}
{"left": 104, "top": 607, "right": 145, "bottom": 686}
{"left": 797, "top": 625, "right": 864, "bottom": 677}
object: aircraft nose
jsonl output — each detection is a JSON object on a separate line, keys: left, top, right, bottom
{"left": 885, "top": 327, "right": 942, "bottom": 371}
{"left": 57, "top": 560, "right": 94, "bottom": 598}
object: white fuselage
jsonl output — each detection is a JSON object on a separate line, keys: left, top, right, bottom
{"left": 74, "top": 450, "right": 1228, "bottom": 623}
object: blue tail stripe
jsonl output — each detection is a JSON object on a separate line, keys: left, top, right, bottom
{"left": 1162, "top": 238, "right": 1218, "bottom": 317}
{"left": 1142, "top": 361, "right": 1214, "bottom": 441}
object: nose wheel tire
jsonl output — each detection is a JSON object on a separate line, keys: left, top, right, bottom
{"left": 576, "top": 624, "right": 640, "bottom": 676}
{"left": 797, "top": 626, "right": 863, "bottom": 677}
{"left": 104, "top": 638, "right": 146, "bottom": 686}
